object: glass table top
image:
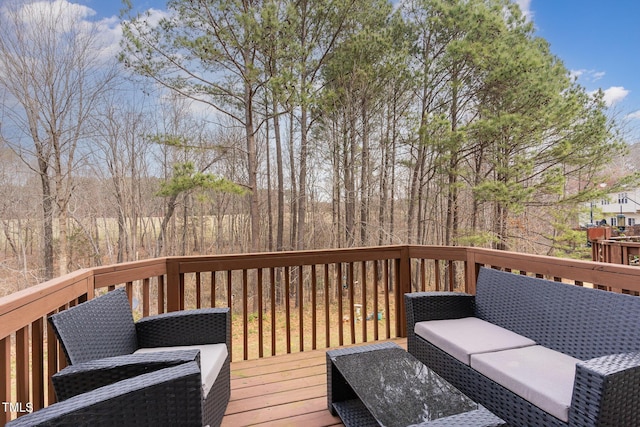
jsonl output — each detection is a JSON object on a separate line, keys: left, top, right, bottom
{"left": 332, "top": 346, "right": 478, "bottom": 427}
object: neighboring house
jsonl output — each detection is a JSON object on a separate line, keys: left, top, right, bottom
{"left": 586, "top": 189, "right": 640, "bottom": 229}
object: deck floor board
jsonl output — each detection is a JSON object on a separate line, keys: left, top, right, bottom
{"left": 223, "top": 338, "right": 407, "bottom": 426}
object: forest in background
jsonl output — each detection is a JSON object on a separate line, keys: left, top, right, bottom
{"left": 0, "top": 0, "right": 633, "bottom": 295}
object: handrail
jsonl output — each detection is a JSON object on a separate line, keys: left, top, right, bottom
{"left": 592, "top": 238, "right": 640, "bottom": 267}
{"left": 3, "top": 244, "right": 640, "bottom": 424}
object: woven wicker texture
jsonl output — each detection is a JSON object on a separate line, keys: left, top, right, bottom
{"left": 424, "top": 406, "right": 505, "bottom": 427}
{"left": 570, "top": 352, "right": 640, "bottom": 426}
{"left": 331, "top": 399, "right": 380, "bottom": 426}
{"left": 52, "top": 349, "right": 201, "bottom": 401}
{"left": 6, "top": 362, "right": 203, "bottom": 427}
{"left": 203, "top": 357, "right": 231, "bottom": 427}
{"left": 49, "top": 288, "right": 138, "bottom": 364}
{"left": 136, "top": 308, "right": 230, "bottom": 348}
{"left": 45, "top": 289, "right": 231, "bottom": 427}
{"left": 406, "top": 267, "right": 640, "bottom": 427}
{"left": 475, "top": 267, "right": 640, "bottom": 360}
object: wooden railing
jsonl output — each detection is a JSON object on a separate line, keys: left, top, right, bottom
{"left": 592, "top": 238, "right": 640, "bottom": 271}
{"left": 3, "top": 245, "right": 640, "bottom": 424}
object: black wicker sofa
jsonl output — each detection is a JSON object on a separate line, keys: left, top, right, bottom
{"left": 405, "top": 267, "right": 640, "bottom": 427}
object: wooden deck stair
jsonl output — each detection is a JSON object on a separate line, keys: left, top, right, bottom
{"left": 223, "top": 338, "right": 407, "bottom": 426}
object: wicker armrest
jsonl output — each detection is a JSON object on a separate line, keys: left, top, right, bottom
{"left": 405, "top": 292, "right": 475, "bottom": 324}
{"left": 7, "top": 362, "right": 203, "bottom": 427}
{"left": 405, "top": 292, "right": 475, "bottom": 355}
{"left": 136, "top": 307, "right": 230, "bottom": 349}
{"left": 53, "top": 349, "right": 201, "bottom": 401}
{"left": 570, "top": 352, "right": 640, "bottom": 427}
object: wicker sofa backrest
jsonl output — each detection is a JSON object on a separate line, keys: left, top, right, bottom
{"left": 474, "top": 267, "right": 640, "bottom": 360}
{"left": 49, "top": 288, "right": 138, "bottom": 365}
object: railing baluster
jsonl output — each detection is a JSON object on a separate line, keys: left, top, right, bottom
{"left": 125, "top": 281, "right": 133, "bottom": 307}
{"left": 257, "top": 268, "right": 264, "bottom": 359}
{"left": 284, "top": 266, "right": 291, "bottom": 354}
{"left": 270, "top": 268, "right": 276, "bottom": 356}
{"left": 395, "top": 258, "right": 403, "bottom": 338}
{"left": 226, "top": 270, "right": 232, "bottom": 361}
{"left": 448, "top": 260, "right": 454, "bottom": 292}
{"left": 142, "top": 278, "right": 150, "bottom": 317}
{"left": 311, "top": 265, "right": 317, "bottom": 350}
{"left": 336, "top": 263, "right": 344, "bottom": 347}
{"left": 179, "top": 273, "right": 185, "bottom": 310}
{"left": 298, "top": 266, "right": 304, "bottom": 352}
{"left": 16, "top": 327, "right": 29, "bottom": 417}
{"left": 242, "top": 269, "right": 248, "bottom": 360}
{"left": 374, "top": 260, "right": 379, "bottom": 341}
{"left": 32, "top": 318, "right": 45, "bottom": 411}
{"left": 324, "top": 264, "right": 330, "bottom": 348}
{"left": 195, "top": 272, "right": 202, "bottom": 309}
{"left": 157, "top": 275, "right": 165, "bottom": 314}
{"left": 384, "top": 260, "right": 391, "bottom": 339}
{"left": 58, "top": 337, "right": 67, "bottom": 371}
{"left": 46, "top": 314, "right": 58, "bottom": 405}
{"left": 348, "top": 262, "right": 355, "bottom": 345}
{"left": 211, "top": 271, "right": 217, "bottom": 308}
{"left": 1, "top": 336, "right": 10, "bottom": 425}
{"left": 434, "top": 259, "right": 441, "bottom": 291}
{"left": 361, "top": 261, "right": 367, "bottom": 343}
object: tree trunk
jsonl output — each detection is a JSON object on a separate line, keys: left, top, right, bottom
{"left": 288, "top": 112, "right": 298, "bottom": 249}
{"left": 38, "top": 158, "right": 55, "bottom": 280}
{"left": 244, "top": 77, "right": 260, "bottom": 252}
{"left": 157, "top": 193, "right": 179, "bottom": 256}
{"left": 273, "top": 103, "right": 285, "bottom": 252}
{"left": 297, "top": 104, "right": 308, "bottom": 250}
{"left": 359, "top": 101, "right": 370, "bottom": 246}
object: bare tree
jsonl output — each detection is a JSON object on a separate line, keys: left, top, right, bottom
{"left": 0, "top": 0, "right": 117, "bottom": 278}
{"left": 91, "top": 90, "right": 154, "bottom": 263}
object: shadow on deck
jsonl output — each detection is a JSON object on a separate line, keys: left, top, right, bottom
{"left": 223, "top": 338, "right": 407, "bottom": 426}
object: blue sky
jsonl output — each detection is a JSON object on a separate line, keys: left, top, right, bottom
{"left": 76, "top": 0, "right": 640, "bottom": 141}
{"left": 519, "top": 0, "right": 640, "bottom": 141}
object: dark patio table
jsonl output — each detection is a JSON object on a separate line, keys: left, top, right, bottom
{"left": 327, "top": 342, "right": 505, "bottom": 427}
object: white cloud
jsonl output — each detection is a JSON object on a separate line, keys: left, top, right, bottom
{"left": 0, "top": 0, "right": 124, "bottom": 65}
{"left": 514, "top": 0, "right": 532, "bottom": 20}
{"left": 570, "top": 69, "right": 584, "bottom": 81}
{"left": 571, "top": 69, "right": 606, "bottom": 83}
{"left": 602, "top": 86, "right": 629, "bottom": 107}
{"left": 626, "top": 110, "right": 640, "bottom": 121}
{"left": 20, "top": 0, "right": 95, "bottom": 23}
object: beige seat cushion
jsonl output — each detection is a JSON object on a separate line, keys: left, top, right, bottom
{"left": 471, "top": 345, "right": 578, "bottom": 422}
{"left": 134, "top": 343, "right": 228, "bottom": 397}
{"left": 414, "top": 317, "right": 536, "bottom": 364}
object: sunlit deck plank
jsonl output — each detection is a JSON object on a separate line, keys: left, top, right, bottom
{"left": 223, "top": 338, "right": 407, "bottom": 426}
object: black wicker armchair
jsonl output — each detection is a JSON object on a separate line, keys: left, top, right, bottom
{"left": 16, "top": 288, "right": 231, "bottom": 427}
{"left": 6, "top": 362, "right": 204, "bottom": 426}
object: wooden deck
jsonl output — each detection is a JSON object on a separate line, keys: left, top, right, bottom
{"left": 223, "top": 338, "right": 407, "bottom": 426}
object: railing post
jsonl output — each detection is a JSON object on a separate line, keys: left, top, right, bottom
{"left": 166, "top": 258, "right": 181, "bottom": 312}
{"left": 396, "top": 246, "right": 412, "bottom": 337}
{"left": 465, "top": 248, "right": 479, "bottom": 295}
{"left": 86, "top": 273, "right": 95, "bottom": 301}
